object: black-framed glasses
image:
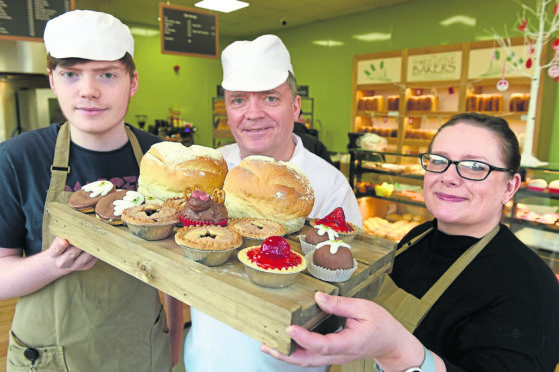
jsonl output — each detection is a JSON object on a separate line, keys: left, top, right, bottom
{"left": 419, "top": 153, "right": 515, "bottom": 181}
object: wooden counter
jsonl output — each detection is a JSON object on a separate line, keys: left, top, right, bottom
{"left": 46, "top": 202, "right": 394, "bottom": 355}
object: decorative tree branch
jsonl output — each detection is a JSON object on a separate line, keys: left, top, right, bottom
{"left": 487, "top": 0, "right": 559, "bottom": 167}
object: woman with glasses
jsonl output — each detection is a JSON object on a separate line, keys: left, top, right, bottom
{"left": 262, "top": 112, "right": 559, "bottom": 371}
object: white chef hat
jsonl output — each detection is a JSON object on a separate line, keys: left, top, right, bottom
{"left": 221, "top": 34, "right": 294, "bottom": 91}
{"left": 44, "top": 10, "right": 134, "bottom": 60}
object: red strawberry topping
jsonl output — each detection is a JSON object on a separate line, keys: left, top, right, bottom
{"left": 247, "top": 236, "right": 302, "bottom": 270}
{"left": 316, "top": 207, "right": 355, "bottom": 233}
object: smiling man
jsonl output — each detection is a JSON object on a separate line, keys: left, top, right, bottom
{"left": 184, "top": 34, "right": 363, "bottom": 372}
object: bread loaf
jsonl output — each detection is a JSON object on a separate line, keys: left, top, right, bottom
{"left": 138, "top": 142, "right": 228, "bottom": 200}
{"left": 224, "top": 156, "right": 314, "bottom": 234}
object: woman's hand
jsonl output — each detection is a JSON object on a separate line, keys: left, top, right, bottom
{"left": 261, "top": 292, "right": 425, "bottom": 371}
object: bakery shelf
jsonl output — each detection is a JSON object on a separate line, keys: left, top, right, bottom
{"left": 352, "top": 38, "right": 551, "bottom": 154}
{"left": 355, "top": 192, "right": 425, "bottom": 208}
{"left": 516, "top": 188, "right": 559, "bottom": 201}
{"left": 45, "top": 202, "right": 394, "bottom": 355}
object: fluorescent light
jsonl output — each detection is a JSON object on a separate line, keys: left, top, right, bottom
{"left": 353, "top": 32, "right": 391, "bottom": 42}
{"left": 195, "top": 0, "right": 249, "bottom": 13}
{"left": 312, "top": 40, "right": 344, "bottom": 47}
{"left": 440, "top": 15, "right": 476, "bottom": 27}
{"left": 129, "top": 27, "right": 159, "bottom": 37}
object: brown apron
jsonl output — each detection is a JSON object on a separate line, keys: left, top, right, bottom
{"left": 375, "top": 224, "right": 500, "bottom": 333}
{"left": 7, "top": 123, "right": 171, "bottom": 372}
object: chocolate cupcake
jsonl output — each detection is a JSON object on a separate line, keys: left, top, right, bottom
{"left": 307, "top": 240, "right": 357, "bottom": 282}
{"left": 298, "top": 224, "right": 338, "bottom": 255}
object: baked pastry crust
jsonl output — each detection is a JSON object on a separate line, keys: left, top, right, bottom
{"left": 121, "top": 204, "right": 179, "bottom": 226}
{"left": 163, "top": 196, "right": 187, "bottom": 213}
{"left": 175, "top": 226, "right": 242, "bottom": 251}
{"left": 228, "top": 218, "right": 286, "bottom": 239}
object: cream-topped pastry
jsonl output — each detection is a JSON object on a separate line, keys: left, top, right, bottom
{"left": 68, "top": 180, "right": 116, "bottom": 213}
{"left": 113, "top": 191, "right": 145, "bottom": 216}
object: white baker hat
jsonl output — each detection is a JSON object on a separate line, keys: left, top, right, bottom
{"left": 44, "top": 10, "right": 134, "bottom": 60}
{"left": 221, "top": 34, "right": 294, "bottom": 91}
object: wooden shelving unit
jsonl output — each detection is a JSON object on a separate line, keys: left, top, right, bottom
{"left": 351, "top": 38, "right": 546, "bottom": 155}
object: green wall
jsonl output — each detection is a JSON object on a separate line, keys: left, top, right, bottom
{"left": 126, "top": 0, "right": 558, "bottom": 161}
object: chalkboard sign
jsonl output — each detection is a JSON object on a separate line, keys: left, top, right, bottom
{"left": 160, "top": 3, "right": 218, "bottom": 59}
{"left": 0, "top": 0, "right": 74, "bottom": 42}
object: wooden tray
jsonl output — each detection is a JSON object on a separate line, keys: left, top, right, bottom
{"left": 46, "top": 202, "right": 394, "bottom": 354}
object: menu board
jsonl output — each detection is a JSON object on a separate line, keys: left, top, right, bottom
{"left": 0, "top": 0, "right": 74, "bottom": 41}
{"left": 160, "top": 3, "right": 218, "bottom": 59}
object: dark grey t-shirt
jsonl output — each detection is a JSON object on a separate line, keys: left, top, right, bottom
{"left": 0, "top": 123, "right": 161, "bottom": 256}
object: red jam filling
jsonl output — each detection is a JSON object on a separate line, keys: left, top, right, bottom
{"left": 179, "top": 216, "right": 228, "bottom": 227}
{"left": 316, "top": 207, "right": 355, "bottom": 233}
{"left": 247, "top": 236, "right": 302, "bottom": 270}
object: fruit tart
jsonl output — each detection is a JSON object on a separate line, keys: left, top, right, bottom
{"left": 238, "top": 236, "right": 306, "bottom": 288}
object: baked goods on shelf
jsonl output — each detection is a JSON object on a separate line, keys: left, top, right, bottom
{"left": 311, "top": 207, "right": 360, "bottom": 242}
{"left": 224, "top": 155, "right": 314, "bottom": 234}
{"left": 357, "top": 95, "right": 385, "bottom": 111}
{"left": 466, "top": 93, "right": 503, "bottom": 112}
{"left": 363, "top": 216, "right": 422, "bottom": 242}
{"left": 68, "top": 180, "right": 116, "bottom": 213}
{"left": 228, "top": 218, "right": 286, "bottom": 248}
{"left": 509, "top": 93, "right": 530, "bottom": 112}
{"left": 307, "top": 240, "right": 357, "bottom": 282}
{"left": 548, "top": 180, "right": 559, "bottom": 194}
{"left": 138, "top": 142, "right": 228, "bottom": 201}
{"left": 180, "top": 186, "right": 228, "bottom": 227}
{"left": 175, "top": 225, "right": 242, "bottom": 266}
{"left": 121, "top": 204, "right": 179, "bottom": 240}
{"left": 238, "top": 236, "right": 306, "bottom": 288}
{"left": 527, "top": 179, "right": 548, "bottom": 192}
{"left": 95, "top": 190, "right": 145, "bottom": 225}
{"left": 405, "top": 94, "right": 437, "bottom": 111}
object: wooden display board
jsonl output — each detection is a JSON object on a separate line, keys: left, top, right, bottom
{"left": 45, "top": 202, "right": 394, "bottom": 355}
{"left": 160, "top": 3, "right": 218, "bottom": 59}
{"left": 0, "top": 0, "right": 74, "bottom": 42}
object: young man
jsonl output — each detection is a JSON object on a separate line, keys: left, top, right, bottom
{"left": 0, "top": 10, "right": 182, "bottom": 371}
{"left": 184, "top": 34, "right": 363, "bottom": 372}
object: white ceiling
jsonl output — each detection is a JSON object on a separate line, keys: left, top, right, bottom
{"left": 75, "top": 0, "right": 420, "bottom": 38}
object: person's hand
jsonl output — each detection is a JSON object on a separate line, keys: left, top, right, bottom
{"left": 261, "top": 292, "right": 424, "bottom": 369}
{"left": 47, "top": 237, "right": 97, "bottom": 273}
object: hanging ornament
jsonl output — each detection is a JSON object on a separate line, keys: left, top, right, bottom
{"left": 549, "top": 64, "right": 559, "bottom": 79}
{"left": 497, "top": 62, "right": 509, "bottom": 91}
{"left": 518, "top": 19, "right": 527, "bottom": 32}
{"left": 448, "top": 86, "right": 455, "bottom": 95}
{"left": 554, "top": 2, "right": 558, "bottom": 15}
{"left": 525, "top": 41, "right": 534, "bottom": 68}
{"left": 549, "top": 49, "right": 559, "bottom": 80}
{"left": 553, "top": 38, "right": 559, "bottom": 50}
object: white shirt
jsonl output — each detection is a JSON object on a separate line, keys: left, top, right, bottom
{"left": 184, "top": 135, "right": 362, "bottom": 372}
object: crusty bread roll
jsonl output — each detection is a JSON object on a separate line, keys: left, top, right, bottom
{"left": 224, "top": 156, "right": 314, "bottom": 234}
{"left": 138, "top": 142, "right": 228, "bottom": 200}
